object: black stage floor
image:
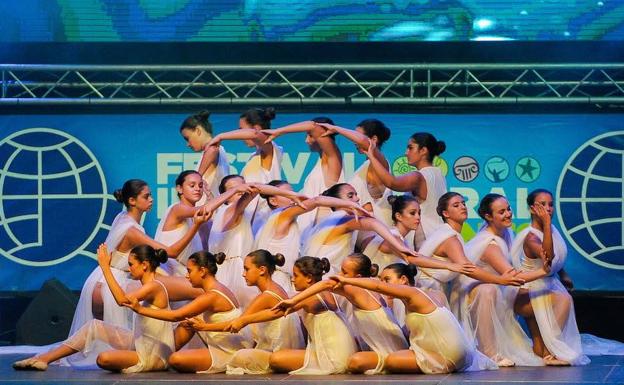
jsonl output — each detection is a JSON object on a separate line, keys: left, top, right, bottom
{"left": 1, "top": 354, "right": 623, "bottom": 385}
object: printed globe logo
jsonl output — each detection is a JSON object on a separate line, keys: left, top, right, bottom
{"left": 0, "top": 128, "right": 109, "bottom": 266}
{"left": 557, "top": 131, "right": 624, "bottom": 270}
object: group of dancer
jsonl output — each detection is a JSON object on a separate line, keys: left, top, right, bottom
{"left": 12, "top": 108, "right": 591, "bottom": 375}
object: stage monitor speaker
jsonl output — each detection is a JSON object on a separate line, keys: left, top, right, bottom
{"left": 16, "top": 279, "right": 79, "bottom": 345}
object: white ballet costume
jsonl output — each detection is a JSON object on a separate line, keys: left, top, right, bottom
{"left": 66, "top": 211, "right": 143, "bottom": 367}
{"left": 297, "top": 158, "right": 345, "bottom": 232}
{"left": 197, "top": 145, "right": 231, "bottom": 206}
{"left": 352, "top": 290, "right": 409, "bottom": 374}
{"left": 195, "top": 289, "right": 254, "bottom": 373}
{"left": 404, "top": 288, "right": 496, "bottom": 373}
{"left": 417, "top": 166, "right": 447, "bottom": 237}
{"left": 63, "top": 280, "right": 175, "bottom": 372}
{"left": 227, "top": 290, "right": 305, "bottom": 374}
{"left": 208, "top": 205, "right": 258, "bottom": 308}
{"left": 254, "top": 208, "right": 300, "bottom": 295}
{"left": 290, "top": 294, "right": 358, "bottom": 375}
{"left": 154, "top": 204, "right": 203, "bottom": 277}
{"left": 301, "top": 211, "right": 356, "bottom": 275}
{"left": 416, "top": 223, "right": 462, "bottom": 296}
{"left": 510, "top": 226, "right": 590, "bottom": 365}
{"left": 240, "top": 142, "right": 283, "bottom": 235}
{"left": 454, "top": 229, "right": 543, "bottom": 367}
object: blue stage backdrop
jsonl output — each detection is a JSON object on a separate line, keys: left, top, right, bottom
{"left": 0, "top": 113, "right": 622, "bottom": 291}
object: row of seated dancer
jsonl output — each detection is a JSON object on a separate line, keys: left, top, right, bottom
{"left": 13, "top": 108, "right": 590, "bottom": 373}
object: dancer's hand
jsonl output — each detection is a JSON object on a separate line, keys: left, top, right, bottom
{"left": 290, "top": 194, "right": 309, "bottom": 210}
{"left": 364, "top": 138, "right": 377, "bottom": 159}
{"left": 272, "top": 299, "right": 296, "bottom": 315}
{"left": 317, "top": 122, "right": 339, "bottom": 137}
{"left": 193, "top": 206, "right": 212, "bottom": 225}
{"left": 530, "top": 203, "right": 552, "bottom": 227}
{"left": 182, "top": 317, "right": 206, "bottom": 331}
{"left": 227, "top": 318, "right": 246, "bottom": 333}
{"left": 202, "top": 183, "right": 214, "bottom": 201}
{"left": 329, "top": 275, "right": 347, "bottom": 289}
{"left": 450, "top": 262, "right": 476, "bottom": 275}
{"left": 500, "top": 268, "right": 525, "bottom": 286}
{"left": 122, "top": 296, "right": 141, "bottom": 312}
{"left": 261, "top": 129, "right": 281, "bottom": 143}
{"left": 206, "top": 135, "right": 222, "bottom": 148}
{"left": 97, "top": 244, "right": 112, "bottom": 267}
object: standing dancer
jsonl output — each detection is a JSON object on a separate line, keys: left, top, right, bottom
{"left": 331, "top": 267, "right": 497, "bottom": 374}
{"left": 124, "top": 251, "right": 254, "bottom": 373}
{"left": 319, "top": 119, "right": 393, "bottom": 225}
{"left": 364, "top": 132, "right": 448, "bottom": 248}
{"left": 69, "top": 179, "right": 209, "bottom": 367}
{"left": 222, "top": 249, "right": 305, "bottom": 374}
{"left": 208, "top": 107, "right": 282, "bottom": 234}
{"left": 267, "top": 257, "right": 358, "bottom": 374}
{"left": 179, "top": 111, "right": 230, "bottom": 203}
{"left": 14, "top": 244, "right": 175, "bottom": 372}
{"left": 510, "top": 189, "right": 590, "bottom": 366}
{"left": 262, "top": 117, "right": 343, "bottom": 231}
{"left": 456, "top": 193, "right": 548, "bottom": 367}
{"left": 275, "top": 253, "right": 408, "bottom": 374}
{"left": 256, "top": 179, "right": 372, "bottom": 294}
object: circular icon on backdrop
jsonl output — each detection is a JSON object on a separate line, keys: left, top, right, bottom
{"left": 557, "top": 130, "right": 624, "bottom": 270}
{"left": 392, "top": 156, "right": 448, "bottom": 177}
{"left": 453, "top": 156, "right": 479, "bottom": 182}
{"left": 515, "top": 156, "right": 541, "bottom": 182}
{"left": 484, "top": 156, "right": 509, "bottom": 182}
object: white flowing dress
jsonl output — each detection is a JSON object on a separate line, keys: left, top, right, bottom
{"left": 297, "top": 158, "right": 345, "bottom": 232}
{"left": 510, "top": 226, "right": 590, "bottom": 366}
{"left": 197, "top": 145, "right": 230, "bottom": 206}
{"left": 300, "top": 211, "right": 356, "bottom": 275}
{"left": 416, "top": 223, "right": 461, "bottom": 297}
{"left": 154, "top": 204, "right": 203, "bottom": 276}
{"left": 240, "top": 142, "right": 283, "bottom": 235}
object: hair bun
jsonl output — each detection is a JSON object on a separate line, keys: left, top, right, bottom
{"left": 370, "top": 263, "right": 380, "bottom": 277}
{"left": 155, "top": 249, "right": 169, "bottom": 264}
{"left": 387, "top": 195, "right": 397, "bottom": 205}
{"left": 214, "top": 252, "right": 226, "bottom": 265}
{"left": 436, "top": 140, "right": 447, "bottom": 156}
{"left": 198, "top": 110, "right": 211, "bottom": 122}
{"left": 320, "top": 257, "right": 331, "bottom": 274}
{"left": 274, "top": 253, "right": 286, "bottom": 267}
{"left": 113, "top": 189, "right": 124, "bottom": 203}
{"left": 407, "top": 263, "right": 418, "bottom": 278}
{"left": 264, "top": 107, "right": 276, "bottom": 121}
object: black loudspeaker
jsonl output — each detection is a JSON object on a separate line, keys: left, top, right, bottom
{"left": 16, "top": 279, "right": 79, "bottom": 345}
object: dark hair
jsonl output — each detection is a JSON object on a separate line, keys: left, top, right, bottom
{"left": 321, "top": 183, "right": 351, "bottom": 211}
{"left": 388, "top": 195, "right": 419, "bottom": 224}
{"left": 477, "top": 193, "right": 507, "bottom": 220}
{"left": 527, "top": 189, "right": 553, "bottom": 206}
{"left": 180, "top": 110, "right": 213, "bottom": 135}
{"left": 188, "top": 251, "right": 226, "bottom": 275}
{"left": 436, "top": 192, "right": 464, "bottom": 221}
{"left": 129, "top": 244, "right": 168, "bottom": 271}
{"left": 175, "top": 170, "right": 202, "bottom": 198}
{"left": 247, "top": 249, "right": 286, "bottom": 275}
{"left": 357, "top": 119, "right": 391, "bottom": 148}
{"left": 261, "top": 179, "right": 289, "bottom": 209}
{"left": 218, "top": 174, "right": 244, "bottom": 194}
{"left": 240, "top": 107, "right": 276, "bottom": 130}
{"left": 410, "top": 132, "right": 446, "bottom": 163}
{"left": 294, "top": 256, "right": 330, "bottom": 283}
{"left": 345, "top": 253, "right": 379, "bottom": 277}
{"left": 383, "top": 263, "right": 418, "bottom": 286}
{"left": 113, "top": 179, "right": 148, "bottom": 208}
{"left": 312, "top": 116, "right": 336, "bottom": 139}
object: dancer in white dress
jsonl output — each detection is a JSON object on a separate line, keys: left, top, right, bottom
{"left": 510, "top": 189, "right": 590, "bottom": 366}
{"left": 208, "top": 175, "right": 305, "bottom": 307}
{"left": 275, "top": 253, "right": 408, "bottom": 374}
{"left": 332, "top": 268, "right": 496, "bottom": 374}
{"left": 256, "top": 180, "right": 372, "bottom": 295}
{"left": 262, "top": 117, "right": 343, "bottom": 231}
{"left": 268, "top": 256, "right": 358, "bottom": 375}
{"left": 318, "top": 119, "right": 393, "bottom": 226}
{"left": 126, "top": 250, "right": 254, "bottom": 373}
{"left": 14, "top": 244, "right": 174, "bottom": 372}
{"left": 68, "top": 179, "right": 209, "bottom": 364}
{"left": 457, "top": 193, "right": 549, "bottom": 367}
{"left": 208, "top": 107, "right": 283, "bottom": 234}
{"left": 155, "top": 171, "right": 252, "bottom": 277}
{"left": 301, "top": 183, "right": 423, "bottom": 274}
{"left": 222, "top": 249, "right": 305, "bottom": 374}
{"left": 179, "top": 110, "right": 230, "bottom": 204}
{"left": 363, "top": 132, "right": 448, "bottom": 248}
{"left": 417, "top": 192, "right": 524, "bottom": 307}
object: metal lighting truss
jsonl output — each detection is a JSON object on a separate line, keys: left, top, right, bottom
{"left": 1, "top": 63, "right": 624, "bottom": 106}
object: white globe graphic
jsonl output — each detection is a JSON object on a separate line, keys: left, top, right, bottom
{"left": 0, "top": 128, "right": 109, "bottom": 266}
{"left": 556, "top": 130, "right": 624, "bottom": 270}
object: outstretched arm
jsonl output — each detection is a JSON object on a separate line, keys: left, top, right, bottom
{"left": 197, "top": 144, "right": 220, "bottom": 177}
{"left": 207, "top": 128, "right": 261, "bottom": 146}
{"left": 331, "top": 276, "right": 415, "bottom": 302}
{"left": 125, "top": 292, "right": 212, "bottom": 322}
